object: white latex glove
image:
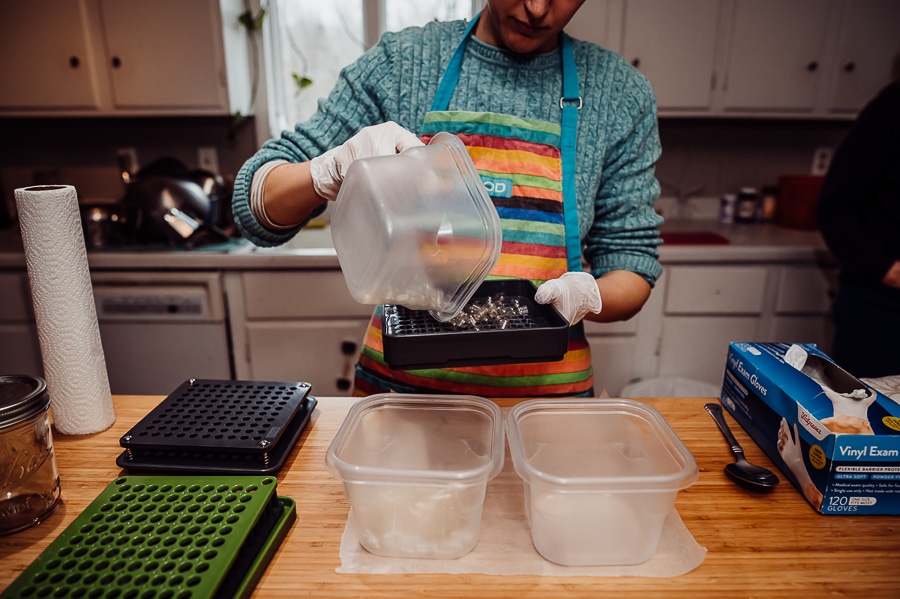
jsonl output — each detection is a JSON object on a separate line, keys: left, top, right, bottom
{"left": 534, "top": 271, "right": 602, "bottom": 325}
{"left": 309, "top": 121, "right": 424, "bottom": 201}
{"left": 777, "top": 418, "right": 822, "bottom": 508}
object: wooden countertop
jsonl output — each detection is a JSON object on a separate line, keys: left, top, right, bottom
{"left": 2, "top": 395, "right": 897, "bottom": 598}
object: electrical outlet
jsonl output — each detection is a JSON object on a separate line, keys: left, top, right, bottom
{"left": 811, "top": 147, "right": 832, "bottom": 176}
{"left": 197, "top": 147, "right": 219, "bottom": 174}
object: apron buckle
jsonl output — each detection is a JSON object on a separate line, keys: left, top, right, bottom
{"left": 559, "top": 96, "right": 583, "bottom": 110}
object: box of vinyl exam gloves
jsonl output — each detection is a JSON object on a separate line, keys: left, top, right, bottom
{"left": 719, "top": 342, "right": 900, "bottom": 515}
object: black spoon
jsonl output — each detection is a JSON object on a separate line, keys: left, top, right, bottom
{"left": 704, "top": 403, "right": 780, "bottom": 492}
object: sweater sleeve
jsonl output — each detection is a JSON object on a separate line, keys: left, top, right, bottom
{"left": 232, "top": 39, "right": 403, "bottom": 247}
{"left": 582, "top": 67, "right": 664, "bottom": 286}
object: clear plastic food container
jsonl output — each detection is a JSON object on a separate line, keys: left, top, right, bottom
{"left": 325, "top": 394, "right": 504, "bottom": 559}
{"left": 506, "top": 399, "right": 698, "bottom": 566}
{"left": 330, "top": 132, "right": 502, "bottom": 321}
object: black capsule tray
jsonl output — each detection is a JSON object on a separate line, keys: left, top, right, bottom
{"left": 0, "top": 475, "right": 295, "bottom": 599}
{"left": 382, "top": 279, "right": 570, "bottom": 370}
{"left": 116, "top": 379, "right": 317, "bottom": 475}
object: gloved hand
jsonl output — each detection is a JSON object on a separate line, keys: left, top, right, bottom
{"left": 777, "top": 418, "right": 823, "bottom": 508}
{"left": 309, "top": 121, "right": 423, "bottom": 201}
{"left": 534, "top": 271, "right": 602, "bottom": 325}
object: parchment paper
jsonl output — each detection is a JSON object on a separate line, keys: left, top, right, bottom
{"left": 337, "top": 471, "right": 706, "bottom": 577}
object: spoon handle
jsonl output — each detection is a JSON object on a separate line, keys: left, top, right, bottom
{"left": 704, "top": 402, "right": 746, "bottom": 458}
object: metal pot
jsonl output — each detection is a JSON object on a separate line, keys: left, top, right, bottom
{"left": 80, "top": 204, "right": 128, "bottom": 249}
{"left": 119, "top": 158, "right": 212, "bottom": 246}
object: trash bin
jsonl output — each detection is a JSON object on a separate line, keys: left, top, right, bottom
{"left": 619, "top": 377, "right": 721, "bottom": 398}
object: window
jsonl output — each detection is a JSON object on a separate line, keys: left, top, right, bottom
{"left": 264, "top": 0, "right": 481, "bottom": 137}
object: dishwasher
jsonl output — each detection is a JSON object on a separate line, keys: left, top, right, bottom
{"left": 91, "top": 271, "right": 232, "bottom": 395}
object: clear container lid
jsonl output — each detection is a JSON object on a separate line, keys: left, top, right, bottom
{"left": 330, "top": 132, "right": 502, "bottom": 321}
{"left": 506, "top": 398, "right": 698, "bottom": 492}
{"left": 325, "top": 393, "right": 504, "bottom": 485}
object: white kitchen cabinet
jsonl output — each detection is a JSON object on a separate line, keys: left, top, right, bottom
{"left": 226, "top": 271, "right": 372, "bottom": 396}
{"left": 766, "top": 265, "right": 837, "bottom": 349}
{"left": 619, "top": 0, "right": 722, "bottom": 111}
{"left": 0, "top": 272, "right": 43, "bottom": 377}
{"left": 565, "top": 1, "right": 620, "bottom": 52}
{"left": 720, "top": 0, "right": 830, "bottom": 114}
{"left": 585, "top": 318, "right": 639, "bottom": 397}
{"left": 658, "top": 315, "right": 758, "bottom": 383}
{"left": 652, "top": 261, "right": 837, "bottom": 386}
{"left": 568, "top": 0, "right": 895, "bottom": 119}
{"left": 825, "top": 0, "right": 900, "bottom": 114}
{"left": 0, "top": 0, "right": 251, "bottom": 116}
{"left": 0, "top": 3, "right": 102, "bottom": 111}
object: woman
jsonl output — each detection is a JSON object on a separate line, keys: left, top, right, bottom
{"left": 232, "top": 0, "right": 664, "bottom": 397}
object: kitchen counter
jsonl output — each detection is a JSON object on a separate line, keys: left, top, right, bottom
{"left": 0, "top": 220, "right": 832, "bottom": 270}
{"left": 2, "top": 395, "right": 896, "bottom": 598}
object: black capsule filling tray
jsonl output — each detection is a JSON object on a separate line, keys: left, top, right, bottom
{"left": 116, "top": 379, "right": 316, "bottom": 475}
{"left": 381, "top": 279, "right": 570, "bottom": 370}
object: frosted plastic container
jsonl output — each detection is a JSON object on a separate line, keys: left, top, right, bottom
{"left": 325, "top": 394, "right": 504, "bottom": 559}
{"left": 330, "top": 132, "right": 502, "bottom": 321}
{"left": 506, "top": 399, "right": 698, "bottom": 566}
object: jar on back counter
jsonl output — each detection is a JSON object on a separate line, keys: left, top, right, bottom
{"left": 757, "top": 186, "right": 779, "bottom": 223}
{"left": 0, "top": 375, "right": 61, "bottom": 535}
{"left": 734, "top": 187, "right": 759, "bottom": 223}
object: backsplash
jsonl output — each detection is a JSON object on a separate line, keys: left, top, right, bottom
{"left": 0, "top": 114, "right": 853, "bottom": 224}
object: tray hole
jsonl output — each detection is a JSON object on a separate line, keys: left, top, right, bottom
{"left": 185, "top": 576, "right": 202, "bottom": 587}
{"left": 186, "top": 549, "right": 201, "bottom": 560}
{"left": 61, "top": 559, "right": 78, "bottom": 570}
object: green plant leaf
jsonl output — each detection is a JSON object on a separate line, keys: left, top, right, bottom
{"left": 292, "top": 74, "right": 313, "bottom": 90}
{"left": 238, "top": 8, "right": 266, "bottom": 32}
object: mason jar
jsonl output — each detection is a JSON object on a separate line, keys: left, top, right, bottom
{"left": 0, "top": 375, "right": 61, "bottom": 535}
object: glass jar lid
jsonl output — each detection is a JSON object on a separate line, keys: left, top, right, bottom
{"left": 0, "top": 375, "right": 50, "bottom": 428}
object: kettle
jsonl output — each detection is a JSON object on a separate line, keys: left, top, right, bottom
{"left": 119, "top": 157, "right": 217, "bottom": 247}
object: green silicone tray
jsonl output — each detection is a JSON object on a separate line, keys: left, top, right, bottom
{"left": 2, "top": 475, "right": 295, "bottom": 599}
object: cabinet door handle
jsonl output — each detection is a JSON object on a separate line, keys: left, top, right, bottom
{"left": 806, "top": 61, "right": 818, "bottom": 72}
{"left": 111, "top": 56, "right": 122, "bottom": 69}
{"left": 843, "top": 61, "right": 856, "bottom": 73}
{"left": 631, "top": 57, "right": 641, "bottom": 68}
{"left": 335, "top": 377, "right": 352, "bottom": 392}
{"left": 69, "top": 56, "right": 80, "bottom": 69}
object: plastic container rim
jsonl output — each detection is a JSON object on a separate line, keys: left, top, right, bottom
{"left": 325, "top": 393, "right": 505, "bottom": 484}
{"left": 426, "top": 132, "right": 503, "bottom": 321}
{"left": 505, "top": 398, "right": 699, "bottom": 492}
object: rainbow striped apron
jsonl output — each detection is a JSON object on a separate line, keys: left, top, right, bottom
{"left": 353, "top": 15, "right": 593, "bottom": 398}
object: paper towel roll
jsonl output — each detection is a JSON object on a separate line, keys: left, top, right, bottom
{"left": 14, "top": 185, "right": 115, "bottom": 435}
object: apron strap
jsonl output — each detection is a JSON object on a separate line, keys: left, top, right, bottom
{"left": 431, "top": 14, "right": 582, "bottom": 272}
{"left": 430, "top": 15, "right": 480, "bottom": 112}
{"left": 559, "top": 33, "right": 582, "bottom": 272}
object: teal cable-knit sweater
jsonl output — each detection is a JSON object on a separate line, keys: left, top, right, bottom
{"left": 232, "top": 19, "right": 664, "bottom": 285}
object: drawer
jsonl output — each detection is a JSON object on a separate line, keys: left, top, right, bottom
{"left": 242, "top": 271, "right": 373, "bottom": 319}
{"left": 774, "top": 266, "right": 837, "bottom": 315}
{"left": 665, "top": 266, "right": 768, "bottom": 315}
